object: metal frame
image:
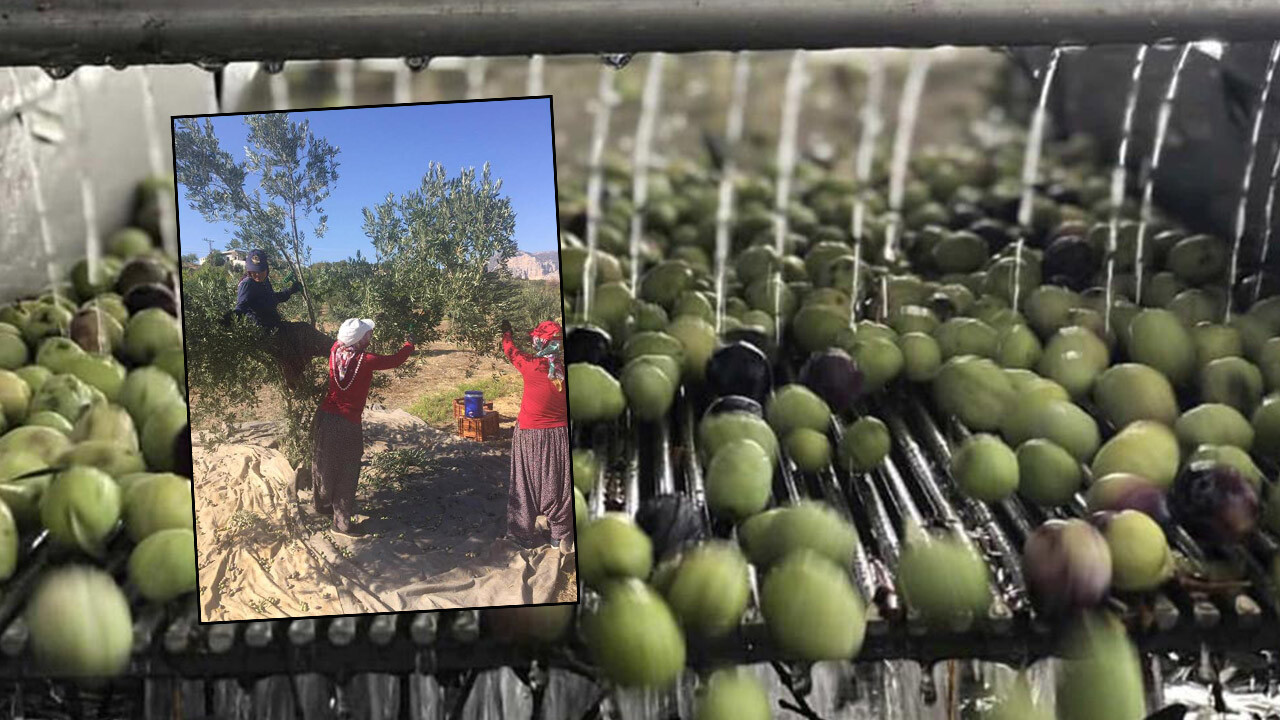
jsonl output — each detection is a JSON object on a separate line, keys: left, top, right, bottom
{"left": 3, "top": 0, "right": 1280, "bottom": 68}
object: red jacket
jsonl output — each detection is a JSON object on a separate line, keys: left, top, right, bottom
{"left": 320, "top": 341, "right": 415, "bottom": 425}
{"left": 503, "top": 332, "right": 567, "bottom": 429}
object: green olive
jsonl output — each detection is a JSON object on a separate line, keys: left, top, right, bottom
{"left": 705, "top": 439, "right": 773, "bottom": 521}
{"left": 761, "top": 550, "right": 866, "bottom": 660}
{"left": 1016, "top": 439, "right": 1082, "bottom": 507}
{"left": 951, "top": 433, "right": 1019, "bottom": 502}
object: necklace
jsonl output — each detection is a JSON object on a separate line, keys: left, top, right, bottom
{"left": 332, "top": 347, "right": 364, "bottom": 392}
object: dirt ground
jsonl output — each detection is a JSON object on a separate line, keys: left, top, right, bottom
{"left": 191, "top": 339, "right": 578, "bottom": 620}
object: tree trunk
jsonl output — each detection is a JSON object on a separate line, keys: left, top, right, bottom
{"left": 287, "top": 207, "right": 319, "bottom": 327}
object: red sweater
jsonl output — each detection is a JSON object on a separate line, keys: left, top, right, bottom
{"left": 320, "top": 341, "right": 415, "bottom": 425}
{"left": 503, "top": 332, "right": 568, "bottom": 429}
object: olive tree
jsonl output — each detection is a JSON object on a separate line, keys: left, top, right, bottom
{"left": 173, "top": 113, "right": 339, "bottom": 326}
{"left": 358, "top": 161, "right": 521, "bottom": 355}
{"left": 175, "top": 114, "right": 338, "bottom": 466}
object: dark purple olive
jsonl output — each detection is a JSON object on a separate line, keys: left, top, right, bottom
{"left": 980, "top": 190, "right": 1021, "bottom": 226}
{"left": 635, "top": 494, "right": 706, "bottom": 561}
{"left": 1049, "top": 221, "right": 1091, "bottom": 244}
{"left": 1148, "top": 229, "right": 1185, "bottom": 269}
{"left": 1234, "top": 272, "right": 1280, "bottom": 313}
{"left": 1169, "top": 461, "right": 1259, "bottom": 546}
{"left": 705, "top": 340, "right": 772, "bottom": 405}
{"left": 1084, "top": 473, "right": 1172, "bottom": 526}
{"left": 949, "top": 202, "right": 984, "bottom": 230}
{"left": 926, "top": 292, "right": 959, "bottom": 322}
{"left": 969, "top": 218, "right": 1014, "bottom": 252}
{"left": 1045, "top": 183, "right": 1081, "bottom": 206}
{"left": 722, "top": 326, "right": 772, "bottom": 359}
{"left": 703, "top": 395, "right": 763, "bottom": 419}
{"left": 565, "top": 211, "right": 588, "bottom": 242}
{"left": 1022, "top": 518, "right": 1112, "bottom": 617}
{"left": 565, "top": 324, "right": 613, "bottom": 371}
{"left": 799, "top": 348, "right": 863, "bottom": 415}
{"left": 173, "top": 423, "right": 193, "bottom": 479}
{"left": 116, "top": 257, "right": 173, "bottom": 297}
{"left": 69, "top": 308, "right": 118, "bottom": 354}
{"left": 124, "top": 282, "right": 178, "bottom": 316}
{"left": 1043, "top": 235, "right": 1101, "bottom": 291}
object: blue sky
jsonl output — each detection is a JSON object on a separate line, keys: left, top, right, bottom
{"left": 174, "top": 98, "right": 559, "bottom": 262}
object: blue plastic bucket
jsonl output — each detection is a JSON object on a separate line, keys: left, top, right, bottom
{"left": 464, "top": 391, "right": 485, "bottom": 418}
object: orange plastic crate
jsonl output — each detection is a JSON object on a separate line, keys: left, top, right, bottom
{"left": 459, "top": 410, "right": 501, "bottom": 442}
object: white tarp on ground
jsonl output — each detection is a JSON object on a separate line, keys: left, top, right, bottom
{"left": 194, "top": 408, "right": 573, "bottom": 622}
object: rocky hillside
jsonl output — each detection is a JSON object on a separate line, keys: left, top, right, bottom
{"left": 492, "top": 250, "right": 560, "bottom": 281}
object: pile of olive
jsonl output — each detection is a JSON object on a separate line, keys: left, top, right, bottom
{"left": 0, "top": 176, "right": 195, "bottom": 680}
{"left": 557, "top": 120, "right": 1280, "bottom": 717}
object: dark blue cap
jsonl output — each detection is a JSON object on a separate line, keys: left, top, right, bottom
{"left": 245, "top": 249, "right": 269, "bottom": 272}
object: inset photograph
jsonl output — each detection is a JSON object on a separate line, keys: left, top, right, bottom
{"left": 173, "top": 97, "right": 574, "bottom": 621}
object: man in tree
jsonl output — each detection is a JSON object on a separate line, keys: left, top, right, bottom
{"left": 231, "top": 247, "right": 333, "bottom": 392}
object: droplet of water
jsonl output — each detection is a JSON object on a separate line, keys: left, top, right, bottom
{"left": 920, "top": 669, "right": 939, "bottom": 705}
{"left": 404, "top": 55, "right": 431, "bottom": 72}
{"left": 41, "top": 64, "right": 78, "bottom": 81}
{"left": 195, "top": 58, "right": 227, "bottom": 72}
{"left": 107, "top": 57, "right": 130, "bottom": 71}
{"left": 261, "top": 60, "right": 285, "bottom": 75}
{"left": 1193, "top": 39, "right": 1225, "bottom": 61}
{"left": 601, "top": 53, "right": 633, "bottom": 70}
{"left": 26, "top": 108, "right": 65, "bottom": 145}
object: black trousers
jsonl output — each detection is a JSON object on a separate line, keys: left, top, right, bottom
{"left": 267, "top": 321, "right": 333, "bottom": 392}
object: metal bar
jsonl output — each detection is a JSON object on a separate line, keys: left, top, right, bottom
{"left": 3, "top": 0, "right": 1280, "bottom": 68}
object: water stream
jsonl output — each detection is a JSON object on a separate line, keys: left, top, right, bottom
{"left": 7, "top": 68, "right": 62, "bottom": 301}
{"left": 1012, "top": 47, "right": 1062, "bottom": 311}
{"left": 527, "top": 55, "right": 546, "bottom": 98}
{"left": 1225, "top": 40, "right": 1280, "bottom": 321}
{"left": 1103, "top": 44, "right": 1149, "bottom": 333}
{"left": 1255, "top": 137, "right": 1280, "bottom": 307}
{"left": 136, "top": 67, "right": 179, "bottom": 257}
{"left": 884, "top": 53, "right": 932, "bottom": 264}
{"left": 69, "top": 70, "right": 106, "bottom": 346}
{"left": 466, "top": 57, "right": 489, "bottom": 101}
{"left": 581, "top": 65, "right": 619, "bottom": 322}
{"left": 266, "top": 62, "right": 290, "bottom": 110}
{"left": 136, "top": 66, "right": 184, "bottom": 339}
{"left": 1134, "top": 43, "right": 1193, "bottom": 304}
{"left": 336, "top": 60, "right": 357, "bottom": 107}
{"left": 713, "top": 52, "right": 753, "bottom": 333}
{"left": 850, "top": 52, "right": 887, "bottom": 328}
{"left": 1239, "top": 42, "right": 1280, "bottom": 312}
{"left": 771, "top": 50, "right": 809, "bottom": 345}
{"left": 394, "top": 63, "right": 413, "bottom": 105}
{"left": 628, "top": 54, "right": 667, "bottom": 293}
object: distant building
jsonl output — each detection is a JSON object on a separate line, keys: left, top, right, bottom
{"left": 201, "top": 249, "right": 247, "bottom": 270}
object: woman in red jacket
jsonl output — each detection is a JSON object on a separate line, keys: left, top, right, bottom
{"left": 312, "top": 318, "right": 415, "bottom": 536}
{"left": 500, "top": 318, "right": 572, "bottom": 553}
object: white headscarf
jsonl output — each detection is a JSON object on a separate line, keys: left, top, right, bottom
{"left": 333, "top": 318, "right": 375, "bottom": 389}
{"left": 338, "top": 318, "right": 375, "bottom": 346}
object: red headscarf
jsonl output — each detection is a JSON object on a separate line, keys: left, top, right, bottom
{"left": 529, "top": 320, "right": 564, "bottom": 391}
{"left": 530, "top": 320, "right": 563, "bottom": 343}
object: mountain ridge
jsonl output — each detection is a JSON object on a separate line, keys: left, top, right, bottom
{"left": 489, "top": 250, "right": 561, "bottom": 282}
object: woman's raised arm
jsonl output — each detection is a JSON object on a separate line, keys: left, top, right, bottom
{"left": 501, "top": 323, "right": 538, "bottom": 374}
{"left": 366, "top": 340, "right": 415, "bottom": 371}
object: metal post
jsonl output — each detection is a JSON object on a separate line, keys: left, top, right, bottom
{"left": 2, "top": 0, "right": 1280, "bottom": 68}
